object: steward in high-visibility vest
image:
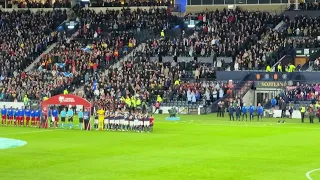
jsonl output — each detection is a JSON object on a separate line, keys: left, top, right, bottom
{"left": 125, "top": 97, "right": 131, "bottom": 109}
{"left": 174, "top": 79, "right": 180, "bottom": 86}
{"left": 136, "top": 98, "right": 141, "bottom": 109}
{"left": 277, "top": 64, "right": 282, "bottom": 72}
{"left": 300, "top": 105, "right": 306, "bottom": 123}
{"left": 63, "top": 89, "right": 68, "bottom": 94}
{"left": 266, "top": 65, "right": 271, "bottom": 72}
{"left": 289, "top": 64, "right": 295, "bottom": 72}
{"left": 23, "top": 95, "right": 29, "bottom": 106}
{"left": 131, "top": 96, "right": 136, "bottom": 109}
{"left": 160, "top": 30, "right": 165, "bottom": 37}
{"left": 157, "top": 95, "right": 162, "bottom": 103}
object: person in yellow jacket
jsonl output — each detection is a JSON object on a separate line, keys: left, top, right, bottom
{"left": 160, "top": 30, "right": 165, "bottom": 37}
{"left": 125, "top": 96, "right": 131, "bottom": 110}
{"left": 277, "top": 64, "right": 282, "bottom": 72}
{"left": 174, "top": 79, "right": 180, "bottom": 86}
{"left": 97, "top": 107, "right": 105, "bottom": 130}
{"left": 265, "top": 65, "right": 271, "bottom": 72}
{"left": 63, "top": 89, "right": 68, "bottom": 94}
{"left": 300, "top": 105, "right": 306, "bottom": 123}
{"left": 23, "top": 95, "right": 29, "bottom": 106}
{"left": 136, "top": 98, "right": 141, "bottom": 109}
{"left": 157, "top": 95, "right": 162, "bottom": 103}
{"left": 316, "top": 101, "right": 320, "bottom": 109}
{"left": 131, "top": 96, "right": 136, "bottom": 110}
{"left": 289, "top": 64, "right": 295, "bottom": 72}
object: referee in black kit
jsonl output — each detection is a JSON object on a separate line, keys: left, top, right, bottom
{"left": 83, "top": 109, "right": 90, "bottom": 130}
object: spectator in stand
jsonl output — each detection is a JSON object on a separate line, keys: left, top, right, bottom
{"left": 154, "top": 8, "right": 285, "bottom": 70}
{"left": 0, "top": 10, "right": 67, "bottom": 94}
{"left": 12, "top": 0, "right": 71, "bottom": 8}
{"left": 76, "top": 8, "right": 180, "bottom": 37}
{"left": 4, "top": 7, "right": 180, "bottom": 102}
{"left": 90, "top": 0, "right": 171, "bottom": 7}
{"left": 288, "top": 2, "right": 320, "bottom": 11}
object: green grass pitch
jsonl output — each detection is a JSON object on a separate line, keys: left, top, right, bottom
{"left": 0, "top": 114, "right": 320, "bottom": 180}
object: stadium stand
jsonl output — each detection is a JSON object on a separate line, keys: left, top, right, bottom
{"left": 8, "top": 0, "right": 72, "bottom": 8}
{"left": 90, "top": 0, "right": 171, "bottom": 7}
{"left": 0, "top": 9, "right": 67, "bottom": 77}
{"left": 288, "top": 2, "right": 320, "bottom": 11}
{"left": 4, "top": 7, "right": 181, "bottom": 102}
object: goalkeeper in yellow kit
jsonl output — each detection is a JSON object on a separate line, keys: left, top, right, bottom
{"left": 97, "top": 107, "right": 105, "bottom": 130}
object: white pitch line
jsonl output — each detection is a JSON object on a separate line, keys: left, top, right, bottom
{"left": 0, "top": 129, "right": 61, "bottom": 136}
{"left": 306, "top": 168, "right": 320, "bottom": 180}
{"left": 157, "top": 121, "right": 320, "bottom": 130}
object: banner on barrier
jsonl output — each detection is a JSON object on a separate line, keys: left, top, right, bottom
{"left": 152, "top": 106, "right": 188, "bottom": 114}
{"left": 0, "top": 102, "right": 24, "bottom": 109}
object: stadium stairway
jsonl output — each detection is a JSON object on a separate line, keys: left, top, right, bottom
{"left": 210, "top": 74, "right": 253, "bottom": 112}
{"left": 73, "top": 43, "right": 147, "bottom": 95}
{"left": 23, "top": 8, "right": 75, "bottom": 72}
{"left": 24, "top": 30, "right": 79, "bottom": 72}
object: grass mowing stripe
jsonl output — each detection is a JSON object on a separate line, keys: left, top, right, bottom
{"left": 157, "top": 121, "right": 320, "bottom": 130}
{"left": 0, "top": 129, "right": 62, "bottom": 136}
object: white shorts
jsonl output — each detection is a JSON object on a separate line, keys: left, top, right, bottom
{"left": 134, "top": 120, "right": 139, "bottom": 126}
{"left": 110, "top": 120, "right": 115, "bottom": 124}
{"left": 144, "top": 121, "right": 150, "bottom": 126}
{"left": 124, "top": 121, "right": 129, "bottom": 125}
{"left": 120, "top": 120, "right": 124, "bottom": 125}
{"left": 139, "top": 121, "right": 144, "bottom": 126}
{"left": 104, "top": 119, "right": 108, "bottom": 124}
{"left": 51, "top": 116, "right": 56, "bottom": 122}
{"left": 94, "top": 119, "right": 98, "bottom": 124}
{"left": 116, "top": 120, "right": 120, "bottom": 124}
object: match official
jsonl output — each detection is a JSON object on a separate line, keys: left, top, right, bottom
{"left": 300, "top": 104, "right": 306, "bottom": 123}
{"left": 83, "top": 109, "right": 90, "bottom": 130}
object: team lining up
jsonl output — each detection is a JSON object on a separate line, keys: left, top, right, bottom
{"left": 94, "top": 109, "right": 154, "bottom": 132}
{"left": 0, "top": 106, "right": 155, "bottom": 132}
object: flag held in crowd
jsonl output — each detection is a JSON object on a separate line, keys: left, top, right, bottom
{"left": 62, "top": 72, "right": 73, "bottom": 77}
{"left": 93, "top": 79, "right": 98, "bottom": 90}
{"left": 56, "top": 63, "right": 65, "bottom": 68}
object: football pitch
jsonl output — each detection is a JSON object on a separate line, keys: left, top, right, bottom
{"left": 0, "top": 114, "right": 320, "bottom": 180}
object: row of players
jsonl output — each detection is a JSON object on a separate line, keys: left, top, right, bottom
{"left": 95, "top": 108, "right": 154, "bottom": 132}
{"left": 218, "top": 103, "right": 265, "bottom": 121}
{"left": 1, "top": 106, "right": 43, "bottom": 126}
{"left": 0, "top": 106, "right": 155, "bottom": 132}
{"left": 0, "top": 106, "right": 74, "bottom": 127}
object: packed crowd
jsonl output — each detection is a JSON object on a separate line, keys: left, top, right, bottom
{"left": 0, "top": 10, "right": 67, "bottom": 77}
{"left": 289, "top": 2, "right": 320, "bottom": 11}
{"left": 76, "top": 8, "right": 180, "bottom": 38}
{"left": 0, "top": 7, "right": 182, "bottom": 102}
{"left": 90, "top": 0, "right": 171, "bottom": 7}
{"left": 10, "top": 0, "right": 71, "bottom": 8}
{"left": 151, "top": 9, "right": 285, "bottom": 70}
{"left": 283, "top": 83, "right": 319, "bottom": 103}
{"left": 81, "top": 47, "right": 236, "bottom": 111}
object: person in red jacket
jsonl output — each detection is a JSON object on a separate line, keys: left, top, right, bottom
{"left": 149, "top": 115, "right": 154, "bottom": 132}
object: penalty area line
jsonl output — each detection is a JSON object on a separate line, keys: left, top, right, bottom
{"left": 306, "top": 168, "right": 320, "bottom": 180}
{"left": 0, "top": 129, "right": 62, "bottom": 136}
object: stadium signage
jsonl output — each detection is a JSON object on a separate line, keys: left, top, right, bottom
{"left": 58, "top": 96, "right": 75, "bottom": 103}
{"left": 256, "top": 81, "right": 288, "bottom": 88}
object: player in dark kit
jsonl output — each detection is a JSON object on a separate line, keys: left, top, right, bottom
{"left": 104, "top": 110, "right": 109, "bottom": 130}
{"left": 128, "top": 112, "right": 134, "bottom": 131}
{"left": 124, "top": 111, "right": 129, "bottom": 131}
